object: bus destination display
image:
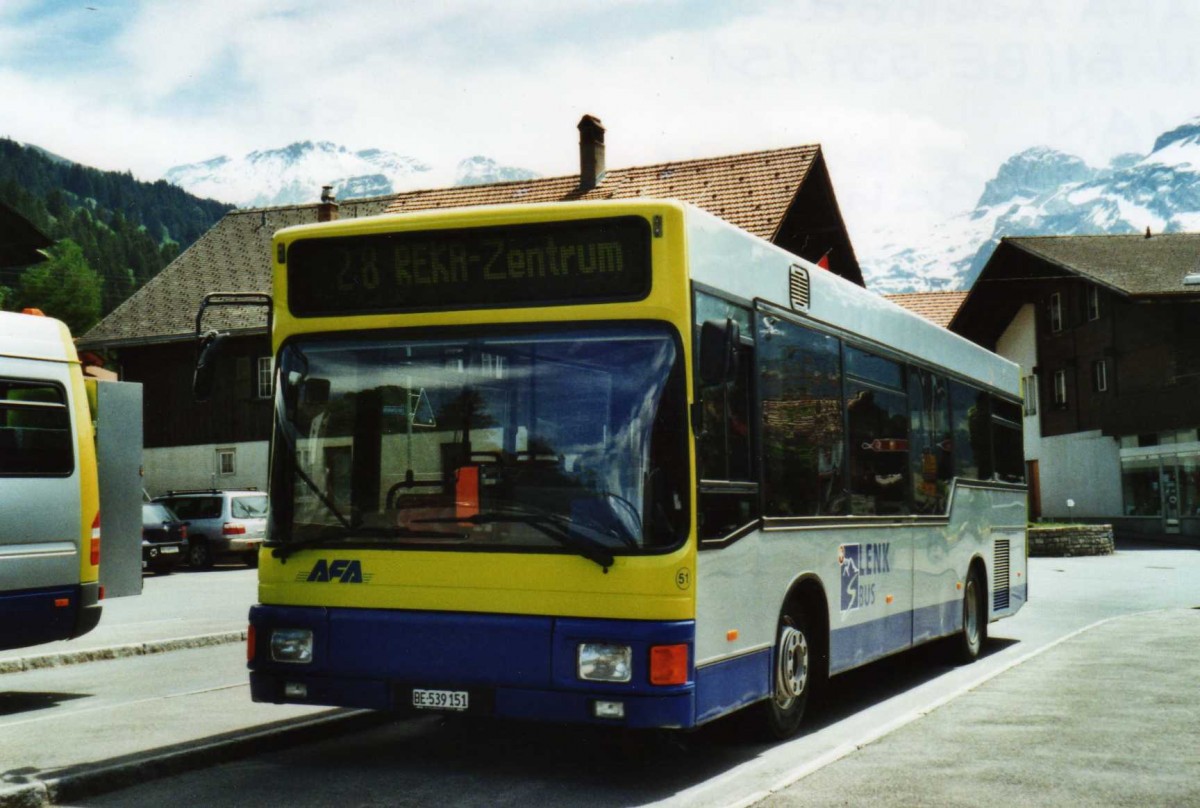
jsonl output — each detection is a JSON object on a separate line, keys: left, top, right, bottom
{"left": 286, "top": 216, "right": 651, "bottom": 316}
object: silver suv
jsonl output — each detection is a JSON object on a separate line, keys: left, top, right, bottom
{"left": 153, "top": 489, "right": 268, "bottom": 569}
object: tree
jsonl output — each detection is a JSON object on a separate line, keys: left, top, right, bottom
{"left": 14, "top": 239, "right": 103, "bottom": 334}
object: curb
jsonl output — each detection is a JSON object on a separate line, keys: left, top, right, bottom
{"left": 0, "top": 631, "right": 247, "bottom": 676}
{"left": 0, "top": 709, "right": 392, "bottom": 808}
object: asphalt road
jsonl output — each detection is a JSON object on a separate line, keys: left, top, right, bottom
{"left": 2, "top": 539, "right": 1197, "bottom": 807}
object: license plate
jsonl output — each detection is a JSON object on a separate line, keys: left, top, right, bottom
{"left": 412, "top": 688, "right": 469, "bottom": 711}
{"left": 160, "top": 546, "right": 179, "bottom": 554}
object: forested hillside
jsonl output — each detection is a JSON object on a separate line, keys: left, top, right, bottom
{"left": 0, "top": 138, "right": 233, "bottom": 331}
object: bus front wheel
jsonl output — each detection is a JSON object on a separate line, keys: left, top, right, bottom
{"left": 760, "top": 605, "right": 814, "bottom": 739}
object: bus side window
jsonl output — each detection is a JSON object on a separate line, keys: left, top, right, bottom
{"left": 949, "top": 381, "right": 990, "bottom": 481}
{"left": 990, "top": 396, "right": 1025, "bottom": 484}
{"left": 696, "top": 341, "right": 758, "bottom": 540}
{"left": 693, "top": 292, "right": 758, "bottom": 541}
{"left": 908, "top": 369, "right": 953, "bottom": 513}
{"left": 845, "top": 347, "right": 910, "bottom": 516}
{"left": 758, "top": 316, "right": 845, "bottom": 517}
{"left": 0, "top": 379, "right": 73, "bottom": 476}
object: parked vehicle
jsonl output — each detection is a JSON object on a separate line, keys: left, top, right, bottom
{"left": 141, "top": 502, "right": 186, "bottom": 575}
{"left": 0, "top": 310, "right": 102, "bottom": 650}
{"left": 151, "top": 490, "right": 268, "bottom": 569}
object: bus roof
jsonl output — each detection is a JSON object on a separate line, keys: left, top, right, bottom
{"left": 273, "top": 198, "right": 1018, "bottom": 397}
{"left": 683, "top": 204, "right": 1020, "bottom": 397}
{"left": 0, "top": 310, "right": 77, "bottom": 363}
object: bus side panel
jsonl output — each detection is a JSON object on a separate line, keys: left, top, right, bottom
{"left": 911, "top": 484, "right": 1028, "bottom": 645}
{"left": 695, "top": 488, "right": 1028, "bottom": 702}
{"left": 826, "top": 527, "right": 915, "bottom": 674}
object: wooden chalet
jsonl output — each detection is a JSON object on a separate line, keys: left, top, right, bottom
{"left": 951, "top": 232, "right": 1200, "bottom": 541}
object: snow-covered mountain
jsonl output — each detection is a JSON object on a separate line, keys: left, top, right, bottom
{"left": 863, "top": 117, "right": 1200, "bottom": 293}
{"left": 163, "top": 142, "right": 538, "bottom": 208}
{"left": 454, "top": 155, "right": 539, "bottom": 187}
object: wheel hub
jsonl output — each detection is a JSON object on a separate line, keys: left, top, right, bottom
{"left": 775, "top": 624, "right": 809, "bottom": 706}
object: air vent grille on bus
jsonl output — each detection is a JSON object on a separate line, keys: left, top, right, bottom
{"left": 789, "top": 265, "right": 811, "bottom": 310}
{"left": 993, "top": 538, "right": 1011, "bottom": 611}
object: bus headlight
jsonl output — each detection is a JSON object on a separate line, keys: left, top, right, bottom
{"left": 271, "top": 629, "right": 314, "bottom": 663}
{"left": 578, "top": 643, "right": 632, "bottom": 682}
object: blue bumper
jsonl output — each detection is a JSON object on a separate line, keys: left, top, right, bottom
{"left": 0, "top": 583, "right": 101, "bottom": 651}
{"left": 248, "top": 605, "right": 697, "bottom": 729}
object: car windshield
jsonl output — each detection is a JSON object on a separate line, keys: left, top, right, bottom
{"left": 142, "top": 503, "right": 175, "bottom": 525}
{"left": 270, "top": 323, "right": 689, "bottom": 558}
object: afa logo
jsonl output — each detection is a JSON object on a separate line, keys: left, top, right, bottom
{"left": 299, "top": 559, "right": 371, "bottom": 583}
{"left": 839, "top": 542, "right": 891, "bottom": 611}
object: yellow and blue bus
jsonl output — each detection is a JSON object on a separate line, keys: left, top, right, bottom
{"left": 232, "top": 200, "right": 1026, "bottom": 736}
{"left": 0, "top": 310, "right": 102, "bottom": 650}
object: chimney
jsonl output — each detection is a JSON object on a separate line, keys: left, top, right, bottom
{"left": 578, "top": 115, "right": 606, "bottom": 192}
{"left": 317, "top": 185, "right": 338, "bottom": 222}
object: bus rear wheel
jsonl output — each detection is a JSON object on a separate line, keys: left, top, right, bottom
{"left": 760, "top": 606, "right": 813, "bottom": 739}
{"left": 953, "top": 565, "right": 987, "bottom": 664}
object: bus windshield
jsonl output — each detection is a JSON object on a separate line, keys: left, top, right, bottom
{"left": 271, "top": 323, "right": 689, "bottom": 562}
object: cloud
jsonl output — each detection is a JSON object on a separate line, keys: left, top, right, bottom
{"left": 2, "top": 0, "right": 1198, "bottom": 241}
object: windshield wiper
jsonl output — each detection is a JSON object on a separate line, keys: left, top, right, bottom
{"left": 418, "top": 506, "right": 616, "bottom": 572}
{"left": 273, "top": 394, "right": 353, "bottom": 531}
{"left": 271, "top": 525, "right": 468, "bottom": 561}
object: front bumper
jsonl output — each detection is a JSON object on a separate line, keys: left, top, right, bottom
{"left": 248, "top": 605, "right": 697, "bottom": 729}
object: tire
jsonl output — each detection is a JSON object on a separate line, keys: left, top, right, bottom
{"left": 188, "top": 539, "right": 213, "bottom": 569}
{"left": 758, "top": 604, "right": 816, "bottom": 740}
{"left": 244, "top": 551, "right": 259, "bottom": 568}
{"left": 953, "top": 565, "right": 987, "bottom": 664}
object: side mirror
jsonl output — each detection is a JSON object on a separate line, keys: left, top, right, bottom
{"left": 192, "top": 291, "right": 274, "bottom": 403}
{"left": 699, "top": 318, "right": 741, "bottom": 385}
{"left": 193, "top": 330, "right": 228, "bottom": 402}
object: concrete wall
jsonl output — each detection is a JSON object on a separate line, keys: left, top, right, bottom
{"left": 143, "top": 441, "right": 269, "bottom": 497}
{"left": 996, "top": 304, "right": 1041, "bottom": 456}
{"left": 1028, "top": 524, "right": 1114, "bottom": 556}
{"left": 1037, "top": 430, "right": 1122, "bottom": 519}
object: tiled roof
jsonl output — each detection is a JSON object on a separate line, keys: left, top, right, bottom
{"left": 1003, "top": 233, "right": 1200, "bottom": 298}
{"left": 79, "top": 144, "right": 830, "bottom": 349}
{"left": 78, "top": 198, "right": 392, "bottom": 348}
{"left": 884, "top": 291, "right": 968, "bottom": 328}
{"left": 382, "top": 146, "right": 821, "bottom": 242}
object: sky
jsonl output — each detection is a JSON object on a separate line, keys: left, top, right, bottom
{"left": 2, "top": 0, "right": 1199, "bottom": 254}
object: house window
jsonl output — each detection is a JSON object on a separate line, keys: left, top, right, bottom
{"left": 257, "top": 357, "right": 273, "bottom": 399}
{"left": 1049, "top": 292, "right": 1064, "bottom": 333}
{"left": 217, "top": 448, "right": 236, "bottom": 476}
{"left": 1086, "top": 286, "right": 1101, "bottom": 321}
{"left": 1053, "top": 370, "right": 1068, "bottom": 407}
{"left": 1092, "top": 359, "right": 1109, "bottom": 393}
{"left": 1022, "top": 374, "right": 1038, "bottom": 416}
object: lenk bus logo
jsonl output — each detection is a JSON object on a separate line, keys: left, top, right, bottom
{"left": 303, "top": 559, "right": 368, "bottom": 583}
{"left": 839, "top": 543, "right": 891, "bottom": 611}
